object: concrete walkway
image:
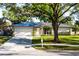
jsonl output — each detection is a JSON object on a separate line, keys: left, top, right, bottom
{"left": 0, "top": 36, "right": 79, "bottom": 56}
{"left": 32, "top": 43, "right": 79, "bottom": 47}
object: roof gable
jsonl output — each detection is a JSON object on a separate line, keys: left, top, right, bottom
{"left": 42, "top": 22, "right": 72, "bottom": 28}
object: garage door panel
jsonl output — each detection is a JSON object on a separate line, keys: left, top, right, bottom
{"left": 14, "top": 27, "right": 33, "bottom": 36}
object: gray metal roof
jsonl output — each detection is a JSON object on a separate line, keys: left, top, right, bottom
{"left": 42, "top": 22, "right": 72, "bottom": 28}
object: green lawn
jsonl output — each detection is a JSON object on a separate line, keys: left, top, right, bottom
{"left": 32, "top": 35, "right": 79, "bottom": 50}
{"left": 33, "top": 35, "right": 79, "bottom": 45}
{"left": 0, "top": 36, "right": 11, "bottom": 45}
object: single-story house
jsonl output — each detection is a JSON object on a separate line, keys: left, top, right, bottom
{"left": 13, "top": 21, "right": 73, "bottom": 36}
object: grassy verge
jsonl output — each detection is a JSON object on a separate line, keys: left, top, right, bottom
{"left": 32, "top": 35, "right": 79, "bottom": 50}
{"left": 33, "top": 35, "right": 79, "bottom": 45}
{"left": 0, "top": 36, "right": 11, "bottom": 45}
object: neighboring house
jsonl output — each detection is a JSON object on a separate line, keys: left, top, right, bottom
{"left": 13, "top": 21, "right": 73, "bottom": 36}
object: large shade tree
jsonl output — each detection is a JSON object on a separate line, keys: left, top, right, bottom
{"left": 29, "top": 3, "right": 78, "bottom": 42}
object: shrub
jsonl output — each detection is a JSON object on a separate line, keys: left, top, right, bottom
{"left": 3, "top": 26, "right": 14, "bottom": 36}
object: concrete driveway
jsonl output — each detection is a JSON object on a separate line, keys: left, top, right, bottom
{"left": 0, "top": 36, "right": 79, "bottom": 56}
{"left": 0, "top": 36, "right": 32, "bottom": 55}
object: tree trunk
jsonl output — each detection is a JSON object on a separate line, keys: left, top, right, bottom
{"left": 52, "top": 23, "right": 60, "bottom": 43}
{"left": 75, "top": 30, "right": 77, "bottom": 35}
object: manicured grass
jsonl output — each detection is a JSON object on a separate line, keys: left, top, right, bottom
{"left": 0, "top": 36, "right": 11, "bottom": 45}
{"left": 33, "top": 35, "right": 79, "bottom": 45}
{"left": 32, "top": 35, "right": 79, "bottom": 50}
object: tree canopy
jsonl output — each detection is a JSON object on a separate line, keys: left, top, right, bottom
{"left": 2, "top": 3, "right": 29, "bottom": 23}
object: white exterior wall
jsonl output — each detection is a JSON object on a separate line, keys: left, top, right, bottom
{"left": 58, "top": 27, "right": 70, "bottom": 32}
{"left": 52, "top": 27, "right": 71, "bottom": 35}
{"left": 75, "top": 32, "right": 79, "bottom": 35}
{"left": 35, "top": 28, "right": 40, "bottom": 36}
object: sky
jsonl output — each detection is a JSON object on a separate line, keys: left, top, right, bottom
{"left": 0, "top": 8, "right": 3, "bottom": 18}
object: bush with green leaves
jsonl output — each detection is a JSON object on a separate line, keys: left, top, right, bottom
{"left": 3, "top": 26, "right": 14, "bottom": 36}
{"left": 43, "top": 26, "right": 51, "bottom": 30}
{"left": 43, "top": 26, "right": 52, "bottom": 35}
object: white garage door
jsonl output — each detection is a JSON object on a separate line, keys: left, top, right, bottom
{"left": 14, "top": 27, "right": 33, "bottom": 37}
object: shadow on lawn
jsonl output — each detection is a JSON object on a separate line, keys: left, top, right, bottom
{"left": 32, "top": 38, "right": 53, "bottom": 44}
{"left": 61, "top": 38, "right": 79, "bottom": 45}
{"left": 32, "top": 38, "right": 79, "bottom": 45}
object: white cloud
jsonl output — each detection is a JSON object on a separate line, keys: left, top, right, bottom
{"left": 0, "top": 8, "right": 3, "bottom": 18}
{"left": 32, "top": 17, "right": 40, "bottom": 22}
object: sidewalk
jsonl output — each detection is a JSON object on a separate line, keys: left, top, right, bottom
{"left": 32, "top": 43, "right": 79, "bottom": 47}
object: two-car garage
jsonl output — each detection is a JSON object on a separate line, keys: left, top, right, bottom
{"left": 13, "top": 21, "right": 41, "bottom": 38}
{"left": 14, "top": 26, "right": 33, "bottom": 38}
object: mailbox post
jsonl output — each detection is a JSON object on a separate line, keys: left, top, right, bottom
{"left": 41, "top": 37, "right": 44, "bottom": 48}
